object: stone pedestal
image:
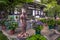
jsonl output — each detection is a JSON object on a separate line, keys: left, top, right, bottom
{"left": 2, "top": 29, "right": 35, "bottom": 40}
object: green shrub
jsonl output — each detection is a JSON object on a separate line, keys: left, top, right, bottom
{"left": 40, "top": 19, "right": 56, "bottom": 26}
{"left": 33, "top": 25, "right": 43, "bottom": 31}
{"left": 26, "top": 34, "right": 47, "bottom": 40}
{"left": 8, "top": 21, "right": 18, "bottom": 30}
{"left": 40, "top": 19, "right": 47, "bottom": 23}
{"left": 47, "top": 19, "right": 56, "bottom": 26}
{"left": 0, "top": 31, "right": 8, "bottom": 40}
{"left": 56, "top": 20, "right": 60, "bottom": 25}
{"left": 0, "top": 20, "right": 6, "bottom": 26}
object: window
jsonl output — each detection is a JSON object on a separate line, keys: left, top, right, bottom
{"left": 33, "top": 10, "right": 35, "bottom": 16}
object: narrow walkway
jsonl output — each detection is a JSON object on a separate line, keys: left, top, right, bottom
{"left": 41, "top": 25, "right": 60, "bottom": 40}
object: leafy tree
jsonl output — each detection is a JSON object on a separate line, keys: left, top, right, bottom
{"left": 40, "top": 0, "right": 60, "bottom": 19}
{"left": 0, "top": 0, "right": 33, "bottom": 18}
{"left": 0, "top": 0, "right": 8, "bottom": 19}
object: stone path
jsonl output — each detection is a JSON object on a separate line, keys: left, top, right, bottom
{"left": 41, "top": 25, "right": 60, "bottom": 40}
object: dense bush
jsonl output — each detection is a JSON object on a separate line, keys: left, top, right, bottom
{"left": 40, "top": 19, "right": 56, "bottom": 26}
{"left": 0, "top": 20, "right": 6, "bottom": 26}
{"left": 27, "top": 34, "right": 47, "bottom": 40}
{"left": 40, "top": 19, "right": 47, "bottom": 23}
{"left": 39, "top": 18, "right": 60, "bottom": 25}
{"left": 47, "top": 19, "right": 56, "bottom": 26}
{"left": 34, "top": 25, "right": 43, "bottom": 31}
{"left": 56, "top": 20, "right": 60, "bottom": 25}
{"left": 8, "top": 21, "right": 18, "bottom": 30}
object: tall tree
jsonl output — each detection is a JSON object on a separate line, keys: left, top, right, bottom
{"left": 0, "top": 0, "right": 8, "bottom": 19}
{"left": 0, "top": 0, "right": 33, "bottom": 14}
{"left": 0, "top": 0, "right": 33, "bottom": 19}
{"left": 40, "top": 0, "right": 60, "bottom": 19}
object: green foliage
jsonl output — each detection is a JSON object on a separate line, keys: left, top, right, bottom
{"left": 27, "top": 34, "right": 47, "bottom": 40}
{"left": 0, "top": 31, "right": 8, "bottom": 40}
{"left": 0, "top": 20, "right": 6, "bottom": 26}
{"left": 56, "top": 20, "right": 60, "bottom": 25}
{"left": 0, "top": 0, "right": 33, "bottom": 11}
{"left": 47, "top": 19, "right": 56, "bottom": 26}
{"left": 41, "top": 0, "right": 48, "bottom": 4}
{"left": 0, "top": 0, "right": 33, "bottom": 7}
{"left": 34, "top": 25, "right": 43, "bottom": 31}
{"left": 26, "top": 0, "right": 34, "bottom": 3}
{"left": 8, "top": 21, "right": 18, "bottom": 30}
{"left": 40, "top": 19, "right": 47, "bottom": 23}
{"left": 56, "top": 37, "right": 60, "bottom": 40}
{"left": 39, "top": 18, "right": 60, "bottom": 25}
{"left": 0, "top": 0, "right": 8, "bottom": 10}
{"left": 39, "top": 19, "right": 56, "bottom": 26}
{"left": 41, "top": 0, "right": 60, "bottom": 17}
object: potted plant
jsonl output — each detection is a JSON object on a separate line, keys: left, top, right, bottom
{"left": 8, "top": 21, "right": 18, "bottom": 35}
{"left": 34, "top": 25, "right": 43, "bottom": 34}
{"left": 47, "top": 19, "right": 55, "bottom": 29}
{"left": 0, "top": 20, "right": 6, "bottom": 30}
